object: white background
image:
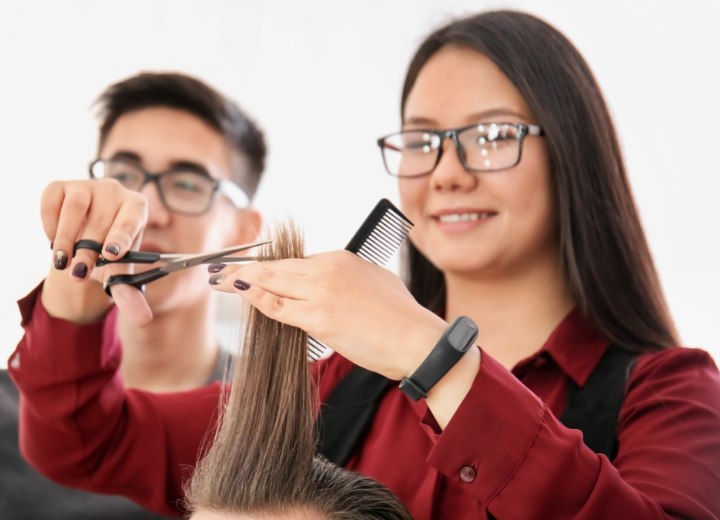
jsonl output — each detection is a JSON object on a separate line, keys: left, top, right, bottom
{"left": 1, "top": 0, "right": 718, "bottom": 367}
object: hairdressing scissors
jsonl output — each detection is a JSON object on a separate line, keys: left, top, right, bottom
{"left": 73, "top": 238, "right": 269, "bottom": 294}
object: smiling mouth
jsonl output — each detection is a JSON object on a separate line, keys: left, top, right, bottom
{"left": 434, "top": 211, "right": 496, "bottom": 223}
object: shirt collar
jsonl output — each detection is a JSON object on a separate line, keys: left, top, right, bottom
{"left": 540, "top": 307, "right": 611, "bottom": 387}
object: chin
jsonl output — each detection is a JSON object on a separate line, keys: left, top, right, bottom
{"left": 148, "top": 272, "right": 212, "bottom": 314}
{"left": 143, "top": 275, "right": 169, "bottom": 298}
{"left": 427, "top": 249, "right": 499, "bottom": 275}
{"left": 142, "top": 278, "right": 186, "bottom": 314}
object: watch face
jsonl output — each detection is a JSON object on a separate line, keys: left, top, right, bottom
{"left": 448, "top": 317, "right": 479, "bottom": 352}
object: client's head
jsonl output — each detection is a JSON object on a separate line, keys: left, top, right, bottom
{"left": 185, "top": 222, "right": 411, "bottom": 520}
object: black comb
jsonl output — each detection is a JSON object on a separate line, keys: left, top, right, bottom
{"left": 307, "top": 198, "right": 413, "bottom": 361}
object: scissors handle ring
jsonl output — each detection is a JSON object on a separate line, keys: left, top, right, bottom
{"left": 74, "top": 239, "right": 162, "bottom": 266}
{"left": 74, "top": 239, "right": 103, "bottom": 255}
{"left": 104, "top": 270, "right": 169, "bottom": 296}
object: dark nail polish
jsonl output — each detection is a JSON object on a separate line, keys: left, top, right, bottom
{"left": 72, "top": 263, "right": 88, "bottom": 279}
{"left": 208, "top": 263, "right": 226, "bottom": 273}
{"left": 208, "top": 274, "right": 226, "bottom": 285}
{"left": 234, "top": 279, "right": 250, "bottom": 291}
{"left": 105, "top": 243, "right": 120, "bottom": 256}
{"left": 54, "top": 250, "right": 68, "bottom": 270}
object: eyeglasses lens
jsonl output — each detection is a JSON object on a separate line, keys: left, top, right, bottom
{"left": 93, "top": 160, "right": 216, "bottom": 214}
{"left": 381, "top": 123, "right": 522, "bottom": 177}
{"left": 381, "top": 131, "right": 440, "bottom": 178}
{"left": 457, "top": 124, "right": 520, "bottom": 172}
{"left": 159, "top": 171, "right": 215, "bottom": 214}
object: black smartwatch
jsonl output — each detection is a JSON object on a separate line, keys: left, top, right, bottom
{"left": 398, "top": 316, "right": 479, "bottom": 401}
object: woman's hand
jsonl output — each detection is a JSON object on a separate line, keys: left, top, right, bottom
{"left": 40, "top": 179, "right": 152, "bottom": 325}
{"left": 208, "top": 250, "right": 448, "bottom": 380}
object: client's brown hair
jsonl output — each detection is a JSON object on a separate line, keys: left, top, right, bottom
{"left": 186, "top": 222, "right": 411, "bottom": 519}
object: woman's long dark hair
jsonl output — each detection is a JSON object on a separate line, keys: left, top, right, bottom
{"left": 185, "top": 222, "right": 411, "bottom": 519}
{"left": 402, "top": 10, "right": 678, "bottom": 352}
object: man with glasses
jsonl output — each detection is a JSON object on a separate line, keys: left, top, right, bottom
{"left": 1, "top": 72, "right": 265, "bottom": 518}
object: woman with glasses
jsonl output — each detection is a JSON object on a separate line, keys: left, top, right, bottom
{"left": 10, "top": 10, "right": 720, "bottom": 520}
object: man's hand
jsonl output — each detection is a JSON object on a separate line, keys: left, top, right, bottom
{"left": 40, "top": 179, "right": 152, "bottom": 325}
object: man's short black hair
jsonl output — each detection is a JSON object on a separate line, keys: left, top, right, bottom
{"left": 94, "top": 72, "right": 266, "bottom": 200}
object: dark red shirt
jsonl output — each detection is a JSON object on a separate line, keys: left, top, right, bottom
{"left": 9, "top": 285, "right": 720, "bottom": 519}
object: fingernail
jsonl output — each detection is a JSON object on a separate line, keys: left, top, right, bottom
{"left": 234, "top": 279, "right": 250, "bottom": 291}
{"left": 72, "top": 263, "right": 88, "bottom": 279}
{"left": 208, "top": 274, "right": 226, "bottom": 285}
{"left": 105, "top": 243, "right": 120, "bottom": 256}
{"left": 54, "top": 250, "right": 68, "bottom": 270}
{"left": 208, "top": 263, "right": 226, "bottom": 273}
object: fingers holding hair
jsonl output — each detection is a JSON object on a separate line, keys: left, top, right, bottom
{"left": 207, "top": 263, "right": 310, "bottom": 327}
{"left": 208, "top": 259, "right": 311, "bottom": 301}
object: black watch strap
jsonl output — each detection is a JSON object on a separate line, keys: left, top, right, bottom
{"left": 399, "top": 316, "right": 479, "bottom": 401}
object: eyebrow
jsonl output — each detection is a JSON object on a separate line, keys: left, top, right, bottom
{"left": 404, "top": 107, "right": 531, "bottom": 127}
{"left": 109, "top": 150, "right": 142, "bottom": 163}
{"left": 108, "top": 150, "right": 211, "bottom": 176}
{"left": 170, "top": 161, "right": 211, "bottom": 177}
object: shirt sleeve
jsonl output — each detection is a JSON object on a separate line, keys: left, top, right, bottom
{"left": 8, "top": 284, "right": 220, "bottom": 516}
{"left": 424, "top": 347, "right": 720, "bottom": 519}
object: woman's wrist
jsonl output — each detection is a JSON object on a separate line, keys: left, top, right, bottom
{"left": 399, "top": 317, "right": 480, "bottom": 401}
{"left": 426, "top": 346, "right": 481, "bottom": 429}
{"left": 394, "top": 312, "right": 449, "bottom": 381}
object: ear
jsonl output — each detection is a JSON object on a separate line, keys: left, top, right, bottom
{"left": 223, "top": 207, "right": 263, "bottom": 247}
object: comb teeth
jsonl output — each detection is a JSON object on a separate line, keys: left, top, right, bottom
{"left": 307, "top": 199, "right": 413, "bottom": 361}
{"left": 307, "top": 336, "right": 327, "bottom": 362}
{"left": 356, "top": 212, "right": 413, "bottom": 264}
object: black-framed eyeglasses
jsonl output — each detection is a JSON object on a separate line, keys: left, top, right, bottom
{"left": 89, "top": 158, "right": 249, "bottom": 216}
{"left": 376, "top": 122, "right": 544, "bottom": 178}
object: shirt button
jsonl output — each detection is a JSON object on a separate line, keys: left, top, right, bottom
{"left": 459, "top": 466, "right": 476, "bottom": 483}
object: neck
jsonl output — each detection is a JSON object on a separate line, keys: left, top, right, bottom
{"left": 444, "top": 257, "right": 574, "bottom": 370}
{"left": 118, "top": 295, "right": 219, "bottom": 392}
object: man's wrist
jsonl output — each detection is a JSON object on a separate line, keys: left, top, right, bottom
{"left": 42, "top": 270, "right": 112, "bottom": 324}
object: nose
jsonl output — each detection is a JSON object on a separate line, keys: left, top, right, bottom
{"left": 429, "top": 135, "right": 478, "bottom": 192}
{"left": 140, "top": 181, "right": 171, "bottom": 227}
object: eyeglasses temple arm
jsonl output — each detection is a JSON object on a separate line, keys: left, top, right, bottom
{"left": 526, "top": 124, "right": 543, "bottom": 136}
{"left": 218, "top": 180, "right": 250, "bottom": 209}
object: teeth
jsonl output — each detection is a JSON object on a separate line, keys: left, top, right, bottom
{"left": 438, "top": 212, "right": 492, "bottom": 223}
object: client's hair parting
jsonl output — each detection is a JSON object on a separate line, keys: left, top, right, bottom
{"left": 186, "top": 221, "right": 411, "bottom": 519}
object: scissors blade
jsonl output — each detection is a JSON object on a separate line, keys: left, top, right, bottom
{"left": 161, "top": 240, "right": 271, "bottom": 273}
{"left": 200, "top": 255, "right": 260, "bottom": 263}
{"left": 157, "top": 255, "right": 260, "bottom": 263}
